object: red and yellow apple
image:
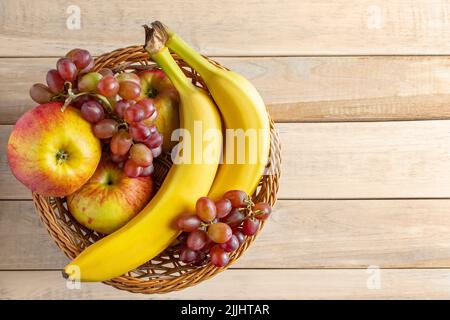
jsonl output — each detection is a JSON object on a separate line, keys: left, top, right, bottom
{"left": 67, "top": 160, "right": 154, "bottom": 234}
{"left": 139, "top": 69, "right": 180, "bottom": 152}
{"left": 7, "top": 102, "right": 101, "bottom": 197}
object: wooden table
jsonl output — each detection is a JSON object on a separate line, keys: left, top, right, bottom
{"left": 2, "top": 0, "right": 450, "bottom": 299}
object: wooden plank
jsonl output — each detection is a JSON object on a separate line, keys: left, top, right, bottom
{"left": 4, "top": 57, "right": 450, "bottom": 124}
{"left": 2, "top": 269, "right": 450, "bottom": 299}
{"left": 3, "top": 200, "right": 450, "bottom": 270}
{"left": 3, "top": 120, "right": 450, "bottom": 199}
{"left": 3, "top": 1, "right": 450, "bottom": 56}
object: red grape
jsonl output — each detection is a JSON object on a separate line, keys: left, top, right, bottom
{"left": 111, "top": 153, "right": 128, "bottom": 163}
{"left": 46, "top": 69, "right": 65, "bottom": 94}
{"left": 97, "top": 75, "right": 120, "bottom": 97}
{"left": 98, "top": 68, "right": 114, "bottom": 77}
{"left": 124, "top": 105, "right": 145, "bottom": 123}
{"left": 80, "top": 59, "right": 94, "bottom": 74}
{"left": 176, "top": 214, "right": 201, "bottom": 232}
{"left": 220, "top": 208, "right": 245, "bottom": 228}
{"left": 215, "top": 198, "right": 232, "bottom": 218}
{"left": 123, "top": 159, "right": 143, "bottom": 178}
{"left": 116, "top": 72, "right": 140, "bottom": 85}
{"left": 110, "top": 130, "right": 133, "bottom": 155}
{"left": 118, "top": 81, "right": 141, "bottom": 100}
{"left": 209, "top": 246, "right": 229, "bottom": 267}
{"left": 72, "top": 95, "right": 92, "bottom": 109}
{"left": 242, "top": 218, "right": 260, "bottom": 236}
{"left": 254, "top": 202, "right": 272, "bottom": 220}
{"left": 80, "top": 100, "right": 104, "bottom": 123}
{"left": 115, "top": 99, "right": 132, "bottom": 117}
{"left": 233, "top": 228, "right": 245, "bottom": 245}
{"left": 93, "top": 119, "right": 118, "bottom": 139}
{"left": 144, "top": 132, "right": 163, "bottom": 149}
{"left": 219, "top": 234, "right": 239, "bottom": 252}
{"left": 129, "top": 143, "right": 153, "bottom": 166}
{"left": 78, "top": 72, "right": 102, "bottom": 92}
{"left": 136, "top": 98, "right": 156, "bottom": 119}
{"left": 29, "top": 83, "right": 53, "bottom": 104}
{"left": 140, "top": 164, "right": 154, "bottom": 176}
{"left": 207, "top": 222, "right": 232, "bottom": 244}
{"left": 179, "top": 246, "right": 197, "bottom": 263}
{"left": 196, "top": 197, "right": 217, "bottom": 222}
{"left": 192, "top": 251, "right": 207, "bottom": 266}
{"left": 66, "top": 49, "right": 92, "bottom": 70}
{"left": 187, "top": 230, "right": 208, "bottom": 251}
{"left": 56, "top": 58, "right": 78, "bottom": 82}
{"left": 130, "top": 122, "right": 151, "bottom": 142}
{"left": 224, "top": 190, "right": 248, "bottom": 208}
{"left": 151, "top": 145, "right": 162, "bottom": 158}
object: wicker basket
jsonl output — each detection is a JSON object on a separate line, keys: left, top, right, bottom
{"left": 32, "top": 45, "right": 282, "bottom": 294}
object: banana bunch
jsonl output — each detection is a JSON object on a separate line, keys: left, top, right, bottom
{"left": 64, "top": 22, "right": 270, "bottom": 282}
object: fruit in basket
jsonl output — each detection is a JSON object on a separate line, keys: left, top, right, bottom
{"left": 154, "top": 21, "right": 270, "bottom": 199}
{"left": 67, "top": 161, "right": 153, "bottom": 234}
{"left": 139, "top": 69, "right": 179, "bottom": 152}
{"left": 7, "top": 102, "right": 101, "bottom": 197}
{"left": 63, "top": 34, "right": 222, "bottom": 282}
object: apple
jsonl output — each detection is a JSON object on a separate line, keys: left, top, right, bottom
{"left": 139, "top": 69, "right": 180, "bottom": 152}
{"left": 7, "top": 102, "right": 101, "bottom": 197}
{"left": 67, "top": 160, "right": 154, "bottom": 234}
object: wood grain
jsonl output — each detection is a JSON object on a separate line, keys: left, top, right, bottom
{"left": 4, "top": 57, "right": 450, "bottom": 124}
{"left": 3, "top": 120, "right": 450, "bottom": 199}
{"left": 3, "top": 200, "right": 450, "bottom": 270}
{"left": 2, "top": 269, "right": 450, "bottom": 299}
{"left": 3, "top": 1, "right": 450, "bottom": 56}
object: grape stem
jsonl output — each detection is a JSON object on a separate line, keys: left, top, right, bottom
{"left": 60, "top": 82, "right": 113, "bottom": 113}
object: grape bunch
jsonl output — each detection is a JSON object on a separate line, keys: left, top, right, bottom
{"left": 175, "top": 190, "right": 272, "bottom": 267}
{"left": 29, "top": 48, "right": 165, "bottom": 178}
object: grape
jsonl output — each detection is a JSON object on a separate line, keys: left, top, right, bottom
{"left": 219, "top": 235, "right": 239, "bottom": 252}
{"left": 80, "top": 100, "right": 105, "bottom": 123}
{"left": 148, "top": 124, "right": 158, "bottom": 134}
{"left": 151, "top": 145, "right": 163, "bottom": 158}
{"left": 215, "top": 198, "right": 232, "bottom": 218}
{"left": 129, "top": 143, "right": 153, "bottom": 166}
{"left": 46, "top": 69, "right": 65, "bottom": 94}
{"left": 177, "top": 232, "right": 189, "bottom": 243}
{"left": 97, "top": 75, "right": 120, "bottom": 97}
{"left": 233, "top": 228, "right": 245, "bottom": 245}
{"left": 254, "top": 202, "right": 272, "bottom": 220}
{"left": 196, "top": 197, "right": 217, "bottom": 222}
{"left": 124, "top": 105, "right": 145, "bottom": 123}
{"left": 123, "top": 159, "right": 143, "bottom": 178}
{"left": 110, "top": 130, "right": 133, "bottom": 155}
{"left": 78, "top": 72, "right": 102, "bottom": 92}
{"left": 242, "top": 218, "right": 260, "bottom": 236}
{"left": 220, "top": 208, "right": 245, "bottom": 228}
{"left": 66, "top": 49, "right": 92, "bottom": 70}
{"left": 93, "top": 119, "right": 118, "bottom": 139}
{"left": 144, "top": 132, "right": 163, "bottom": 149}
{"left": 118, "top": 81, "right": 141, "bottom": 100}
{"left": 130, "top": 123, "right": 151, "bottom": 142}
{"left": 179, "top": 246, "right": 197, "bottom": 263}
{"left": 111, "top": 153, "right": 128, "bottom": 163}
{"left": 136, "top": 98, "right": 156, "bottom": 119}
{"left": 209, "top": 246, "right": 229, "bottom": 267}
{"left": 29, "top": 84, "right": 53, "bottom": 104}
{"left": 98, "top": 68, "right": 114, "bottom": 77}
{"left": 207, "top": 222, "right": 232, "bottom": 244}
{"left": 115, "top": 99, "right": 132, "bottom": 117}
{"left": 56, "top": 57, "right": 78, "bottom": 82}
{"left": 176, "top": 214, "right": 201, "bottom": 232}
{"left": 72, "top": 95, "right": 91, "bottom": 109}
{"left": 224, "top": 190, "right": 248, "bottom": 208}
{"left": 116, "top": 72, "right": 141, "bottom": 85}
{"left": 140, "top": 164, "right": 154, "bottom": 176}
{"left": 187, "top": 230, "right": 208, "bottom": 251}
{"left": 192, "top": 251, "right": 207, "bottom": 266}
{"left": 80, "top": 59, "right": 94, "bottom": 74}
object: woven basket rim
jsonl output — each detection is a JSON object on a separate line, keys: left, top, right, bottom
{"left": 32, "top": 45, "right": 282, "bottom": 294}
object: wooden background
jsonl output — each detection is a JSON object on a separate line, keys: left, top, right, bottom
{"left": 2, "top": 0, "right": 450, "bottom": 299}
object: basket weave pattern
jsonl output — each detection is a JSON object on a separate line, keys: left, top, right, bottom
{"left": 32, "top": 45, "right": 282, "bottom": 294}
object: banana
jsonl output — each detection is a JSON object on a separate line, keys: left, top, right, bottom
{"left": 153, "top": 22, "right": 271, "bottom": 199}
{"left": 64, "top": 27, "right": 222, "bottom": 282}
